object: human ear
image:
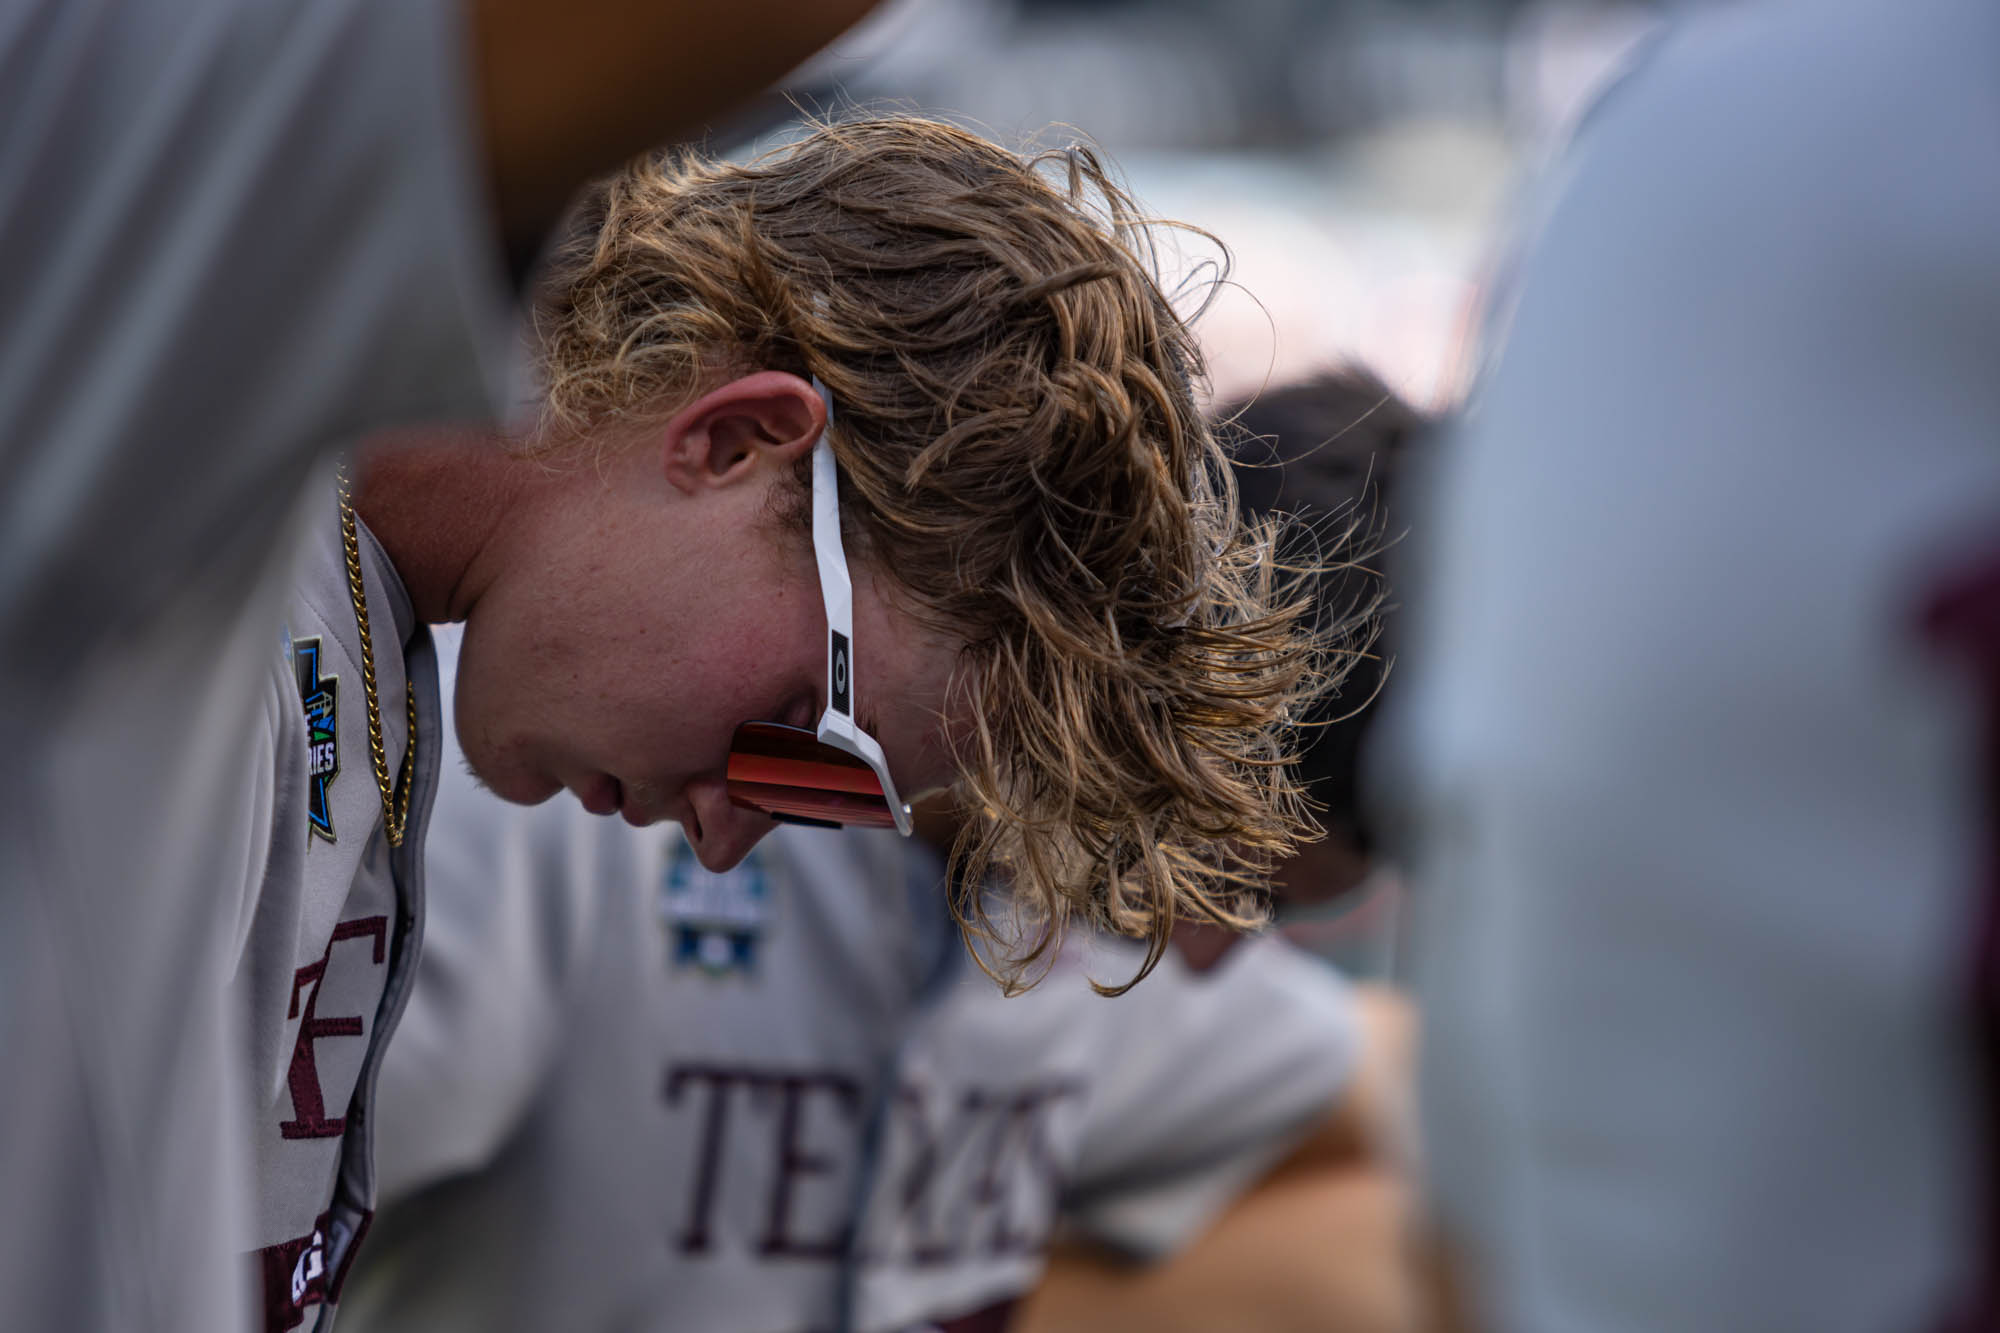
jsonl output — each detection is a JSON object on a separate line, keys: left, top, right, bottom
{"left": 659, "top": 370, "right": 824, "bottom": 496}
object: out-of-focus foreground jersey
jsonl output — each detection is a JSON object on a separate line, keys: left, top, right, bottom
{"left": 0, "top": 3, "right": 508, "bottom": 1329}
{"left": 239, "top": 503, "right": 444, "bottom": 1333}
{"left": 1396, "top": 2, "right": 2000, "bottom": 1330}
{"left": 339, "top": 634, "right": 1360, "bottom": 1332}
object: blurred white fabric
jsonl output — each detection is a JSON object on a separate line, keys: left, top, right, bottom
{"left": 1395, "top": 1, "right": 2000, "bottom": 1329}
{"left": 0, "top": 1, "right": 510, "bottom": 1327}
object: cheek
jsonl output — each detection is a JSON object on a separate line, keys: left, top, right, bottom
{"left": 599, "top": 578, "right": 824, "bottom": 767}
{"left": 463, "top": 493, "right": 824, "bottom": 778}
{"left": 673, "top": 599, "right": 819, "bottom": 716}
{"left": 451, "top": 571, "right": 623, "bottom": 759}
{"left": 519, "top": 557, "right": 698, "bottom": 717}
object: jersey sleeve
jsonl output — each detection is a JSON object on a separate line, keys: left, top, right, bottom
{"left": 1059, "top": 935, "right": 1361, "bottom": 1260}
{"left": 0, "top": 0, "right": 514, "bottom": 676}
{"left": 0, "top": 8, "right": 513, "bottom": 1330}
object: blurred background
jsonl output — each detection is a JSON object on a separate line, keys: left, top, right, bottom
{"left": 735, "top": 0, "right": 1666, "bottom": 978}
{"left": 752, "top": 0, "right": 1665, "bottom": 411}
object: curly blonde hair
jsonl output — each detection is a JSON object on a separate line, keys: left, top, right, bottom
{"left": 534, "top": 115, "right": 1335, "bottom": 991}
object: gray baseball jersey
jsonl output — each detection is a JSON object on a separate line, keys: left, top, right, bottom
{"left": 1391, "top": 1, "right": 2000, "bottom": 1328}
{"left": 340, "top": 645, "right": 1360, "bottom": 1333}
{"left": 234, "top": 493, "right": 443, "bottom": 1333}
{"left": 0, "top": 3, "right": 509, "bottom": 1330}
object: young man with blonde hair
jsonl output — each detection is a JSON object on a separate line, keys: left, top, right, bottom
{"left": 396, "top": 115, "right": 1317, "bottom": 949}
{"left": 330, "top": 368, "right": 1416, "bottom": 1333}
{"left": 240, "top": 115, "right": 1328, "bottom": 1328}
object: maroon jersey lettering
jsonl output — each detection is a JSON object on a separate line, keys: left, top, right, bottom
{"left": 280, "top": 916, "right": 387, "bottom": 1140}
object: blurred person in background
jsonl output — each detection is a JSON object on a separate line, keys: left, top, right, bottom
{"left": 1226, "top": 369, "right": 1426, "bottom": 984}
{"left": 241, "top": 114, "right": 1328, "bottom": 1333}
{"left": 338, "top": 367, "right": 1421, "bottom": 1333}
{"left": 0, "top": 3, "right": 878, "bottom": 1330}
{"left": 1387, "top": 1, "right": 2000, "bottom": 1329}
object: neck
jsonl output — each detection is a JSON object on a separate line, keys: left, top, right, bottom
{"left": 352, "top": 430, "right": 528, "bottom": 623}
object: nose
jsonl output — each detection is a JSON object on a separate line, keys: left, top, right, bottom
{"left": 682, "top": 776, "right": 777, "bottom": 872}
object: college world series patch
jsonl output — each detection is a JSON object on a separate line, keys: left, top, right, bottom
{"left": 659, "top": 839, "right": 770, "bottom": 976}
{"left": 293, "top": 637, "right": 340, "bottom": 844}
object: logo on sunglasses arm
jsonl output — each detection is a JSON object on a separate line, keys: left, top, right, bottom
{"left": 830, "top": 629, "right": 851, "bottom": 718}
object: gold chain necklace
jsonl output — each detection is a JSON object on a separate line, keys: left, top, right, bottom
{"left": 335, "top": 463, "right": 417, "bottom": 848}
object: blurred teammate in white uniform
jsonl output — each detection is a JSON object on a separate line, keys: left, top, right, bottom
{"left": 1393, "top": 1, "right": 2000, "bottom": 1328}
{"left": 342, "top": 763, "right": 1371, "bottom": 1333}
{"left": 0, "top": 3, "right": 878, "bottom": 1329}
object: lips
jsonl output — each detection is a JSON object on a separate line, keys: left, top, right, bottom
{"left": 577, "top": 772, "right": 622, "bottom": 817}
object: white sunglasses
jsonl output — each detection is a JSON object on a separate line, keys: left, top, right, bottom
{"left": 723, "top": 379, "right": 914, "bottom": 836}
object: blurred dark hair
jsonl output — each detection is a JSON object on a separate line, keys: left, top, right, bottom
{"left": 1222, "top": 366, "right": 1425, "bottom": 859}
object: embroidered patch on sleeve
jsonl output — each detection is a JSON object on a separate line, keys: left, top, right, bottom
{"left": 292, "top": 637, "right": 340, "bottom": 845}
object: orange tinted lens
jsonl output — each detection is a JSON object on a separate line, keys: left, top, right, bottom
{"left": 726, "top": 722, "right": 897, "bottom": 829}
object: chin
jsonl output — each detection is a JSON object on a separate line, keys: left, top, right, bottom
{"left": 455, "top": 730, "right": 561, "bottom": 807}
{"left": 478, "top": 761, "right": 562, "bottom": 807}
{"left": 504, "top": 775, "right": 565, "bottom": 807}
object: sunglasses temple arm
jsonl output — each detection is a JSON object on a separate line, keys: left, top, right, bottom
{"left": 845, "top": 727, "right": 915, "bottom": 837}
{"left": 810, "top": 378, "right": 913, "bottom": 838}
{"left": 811, "top": 379, "right": 854, "bottom": 667}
